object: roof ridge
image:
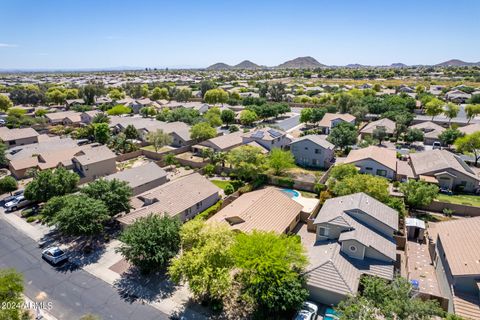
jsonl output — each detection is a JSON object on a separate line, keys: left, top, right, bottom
{"left": 330, "top": 251, "right": 355, "bottom": 293}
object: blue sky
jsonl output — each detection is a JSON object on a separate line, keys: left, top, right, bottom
{"left": 1, "top": 0, "right": 479, "bottom": 69}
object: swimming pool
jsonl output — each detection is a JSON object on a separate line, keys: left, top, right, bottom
{"left": 281, "top": 188, "right": 300, "bottom": 199}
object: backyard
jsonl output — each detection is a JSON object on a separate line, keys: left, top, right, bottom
{"left": 436, "top": 193, "right": 480, "bottom": 207}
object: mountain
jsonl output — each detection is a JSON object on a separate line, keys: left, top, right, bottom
{"left": 436, "top": 59, "right": 480, "bottom": 67}
{"left": 276, "top": 56, "right": 325, "bottom": 69}
{"left": 391, "top": 63, "right": 407, "bottom": 68}
{"left": 206, "top": 62, "right": 231, "bottom": 70}
{"left": 233, "top": 60, "right": 260, "bottom": 69}
{"left": 345, "top": 63, "right": 367, "bottom": 68}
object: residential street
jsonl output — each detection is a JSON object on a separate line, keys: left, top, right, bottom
{"left": 0, "top": 217, "right": 169, "bottom": 320}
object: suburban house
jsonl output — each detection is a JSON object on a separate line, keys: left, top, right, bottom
{"left": 445, "top": 90, "right": 471, "bottom": 103}
{"left": 104, "top": 162, "right": 168, "bottom": 196}
{"left": 109, "top": 116, "right": 193, "bottom": 147}
{"left": 318, "top": 113, "right": 356, "bottom": 134}
{"left": 242, "top": 127, "right": 291, "bottom": 151}
{"left": 409, "top": 149, "right": 480, "bottom": 192}
{"left": 433, "top": 217, "right": 480, "bottom": 319}
{"left": 163, "top": 101, "right": 210, "bottom": 114}
{"left": 459, "top": 123, "right": 480, "bottom": 135}
{"left": 45, "top": 110, "right": 83, "bottom": 125}
{"left": 192, "top": 131, "right": 244, "bottom": 154}
{"left": 410, "top": 121, "right": 445, "bottom": 145}
{"left": 343, "top": 146, "right": 397, "bottom": 179}
{"left": 116, "top": 173, "right": 221, "bottom": 225}
{"left": 359, "top": 118, "right": 396, "bottom": 139}
{"left": 0, "top": 127, "right": 39, "bottom": 148}
{"left": 208, "top": 187, "right": 303, "bottom": 234}
{"left": 306, "top": 192, "right": 399, "bottom": 305}
{"left": 289, "top": 135, "right": 335, "bottom": 169}
{"left": 65, "top": 98, "right": 85, "bottom": 107}
{"left": 80, "top": 110, "right": 103, "bottom": 124}
{"left": 71, "top": 145, "right": 117, "bottom": 183}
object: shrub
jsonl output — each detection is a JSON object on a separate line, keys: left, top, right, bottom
{"left": 314, "top": 183, "right": 326, "bottom": 194}
{"left": 26, "top": 216, "right": 38, "bottom": 223}
{"left": 392, "top": 181, "right": 400, "bottom": 188}
{"left": 21, "top": 208, "right": 33, "bottom": 218}
{"left": 443, "top": 208, "right": 454, "bottom": 217}
{"left": 204, "top": 164, "right": 215, "bottom": 176}
{"left": 224, "top": 184, "right": 235, "bottom": 195}
{"left": 275, "top": 176, "right": 294, "bottom": 188}
{"left": 238, "top": 184, "right": 253, "bottom": 194}
{"left": 195, "top": 200, "right": 223, "bottom": 220}
{"left": 229, "top": 180, "right": 244, "bottom": 190}
{"left": 0, "top": 176, "right": 18, "bottom": 194}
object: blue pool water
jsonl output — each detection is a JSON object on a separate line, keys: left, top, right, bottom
{"left": 281, "top": 189, "right": 300, "bottom": 199}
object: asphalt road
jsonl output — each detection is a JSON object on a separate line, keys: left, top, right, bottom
{"left": 276, "top": 108, "right": 302, "bottom": 131}
{"left": 0, "top": 217, "right": 169, "bottom": 320}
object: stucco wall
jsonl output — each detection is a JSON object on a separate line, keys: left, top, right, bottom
{"left": 290, "top": 139, "right": 334, "bottom": 169}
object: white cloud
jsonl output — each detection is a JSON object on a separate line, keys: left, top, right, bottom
{"left": 0, "top": 43, "right": 18, "bottom": 48}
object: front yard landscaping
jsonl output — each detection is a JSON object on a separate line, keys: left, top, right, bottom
{"left": 436, "top": 193, "right": 480, "bottom": 207}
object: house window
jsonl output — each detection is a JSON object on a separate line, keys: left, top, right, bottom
{"left": 318, "top": 227, "right": 329, "bottom": 237}
{"left": 315, "top": 149, "right": 321, "bottom": 154}
{"left": 376, "top": 169, "right": 387, "bottom": 177}
{"left": 8, "top": 141, "right": 15, "bottom": 145}
{"left": 304, "top": 147, "right": 308, "bottom": 150}
{"left": 312, "top": 159, "right": 318, "bottom": 166}
{"left": 196, "top": 201, "right": 203, "bottom": 209}
{"left": 365, "top": 167, "right": 373, "bottom": 171}
{"left": 349, "top": 245, "right": 357, "bottom": 252}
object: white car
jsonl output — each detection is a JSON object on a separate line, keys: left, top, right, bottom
{"left": 4, "top": 195, "right": 30, "bottom": 212}
{"left": 42, "top": 247, "right": 68, "bottom": 265}
{"left": 294, "top": 301, "right": 319, "bottom": 320}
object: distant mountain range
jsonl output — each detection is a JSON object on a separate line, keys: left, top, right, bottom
{"left": 206, "top": 57, "right": 480, "bottom": 70}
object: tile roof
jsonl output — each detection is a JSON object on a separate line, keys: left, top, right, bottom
{"left": 291, "top": 134, "right": 335, "bottom": 150}
{"left": 410, "top": 121, "right": 445, "bottom": 139}
{"left": 360, "top": 118, "right": 396, "bottom": 134}
{"left": 199, "top": 131, "right": 244, "bottom": 150}
{"left": 208, "top": 187, "right": 303, "bottom": 233}
{"left": 242, "top": 127, "right": 286, "bottom": 141}
{"left": 344, "top": 146, "right": 397, "bottom": 171}
{"left": 318, "top": 113, "right": 356, "bottom": 128}
{"left": 117, "top": 173, "right": 220, "bottom": 225}
{"left": 459, "top": 123, "right": 480, "bottom": 135}
{"left": 105, "top": 163, "right": 167, "bottom": 189}
{"left": 410, "top": 149, "right": 479, "bottom": 181}
{"left": 436, "top": 217, "right": 480, "bottom": 276}
{"left": 73, "top": 145, "right": 116, "bottom": 166}
{"left": 0, "top": 127, "right": 39, "bottom": 142}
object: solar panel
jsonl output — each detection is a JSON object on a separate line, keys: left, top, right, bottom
{"left": 252, "top": 131, "right": 264, "bottom": 139}
{"left": 268, "top": 129, "right": 282, "bottom": 138}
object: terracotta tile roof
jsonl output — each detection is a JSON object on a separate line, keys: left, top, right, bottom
{"left": 318, "top": 113, "right": 356, "bottom": 128}
{"left": 208, "top": 187, "right": 302, "bottom": 233}
{"left": 360, "top": 118, "right": 396, "bottom": 134}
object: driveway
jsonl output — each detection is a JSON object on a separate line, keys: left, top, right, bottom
{"left": 0, "top": 216, "right": 169, "bottom": 320}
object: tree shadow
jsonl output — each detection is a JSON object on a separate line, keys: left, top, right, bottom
{"left": 114, "top": 267, "right": 177, "bottom": 303}
{"left": 169, "top": 298, "right": 216, "bottom": 320}
{"left": 55, "top": 239, "right": 107, "bottom": 272}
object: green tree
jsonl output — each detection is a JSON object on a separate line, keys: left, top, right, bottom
{"left": 24, "top": 167, "right": 79, "bottom": 203}
{"left": 140, "top": 106, "right": 157, "bottom": 118}
{"left": 329, "top": 164, "right": 358, "bottom": 181}
{"left": 106, "top": 104, "right": 132, "bottom": 116}
{"left": 0, "top": 176, "right": 18, "bottom": 194}
{"left": 310, "top": 107, "right": 326, "bottom": 125}
{"left": 327, "top": 122, "right": 358, "bottom": 151}
{"left": 51, "top": 194, "right": 110, "bottom": 236}
{"left": 231, "top": 231, "right": 308, "bottom": 317}
{"left": 227, "top": 145, "right": 266, "bottom": 181}
{"left": 150, "top": 87, "right": 169, "bottom": 100}
{"left": 41, "top": 196, "right": 68, "bottom": 222}
{"left": 438, "top": 128, "right": 464, "bottom": 147}
{"left": 93, "top": 122, "right": 111, "bottom": 144}
{"left": 124, "top": 124, "right": 139, "bottom": 140}
{"left": 455, "top": 131, "right": 480, "bottom": 165}
{"left": 0, "top": 94, "right": 13, "bottom": 111}
{"left": 444, "top": 102, "right": 460, "bottom": 124}
{"left": 337, "top": 276, "right": 444, "bottom": 320}
{"left": 118, "top": 214, "right": 181, "bottom": 274}
{"left": 174, "top": 88, "right": 192, "bottom": 102}
{"left": 204, "top": 89, "right": 229, "bottom": 106}
{"left": 0, "top": 268, "right": 24, "bottom": 320}
{"left": 190, "top": 122, "right": 217, "bottom": 142}
{"left": 92, "top": 113, "right": 110, "bottom": 124}
{"left": 164, "top": 153, "right": 177, "bottom": 169}
{"left": 424, "top": 98, "right": 444, "bottom": 120}
{"left": 221, "top": 109, "right": 235, "bottom": 126}
{"left": 267, "top": 148, "right": 295, "bottom": 176}
{"left": 81, "top": 178, "right": 132, "bottom": 216}
{"left": 268, "top": 82, "right": 286, "bottom": 102}
{"left": 300, "top": 108, "right": 313, "bottom": 125}
{"left": 146, "top": 129, "right": 173, "bottom": 152}
{"left": 404, "top": 128, "right": 424, "bottom": 143}
{"left": 332, "top": 174, "right": 390, "bottom": 203}
{"left": 465, "top": 104, "right": 480, "bottom": 123}
{"left": 46, "top": 88, "right": 67, "bottom": 105}
{"left": 0, "top": 143, "right": 8, "bottom": 167}
{"left": 400, "top": 180, "right": 439, "bottom": 208}
{"left": 108, "top": 88, "right": 125, "bottom": 101}
{"left": 65, "top": 88, "right": 79, "bottom": 99}
{"left": 169, "top": 220, "right": 236, "bottom": 302}
{"left": 372, "top": 126, "right": 387, "bottom": 145}
{"left": 239, "top": 109, "right": 258, "bottom": 126}
{"left": 204, "top": 107, "right": 223, "bottom": 127}
{"left": 200, "top": 80, "right": 215, "bottom": 97}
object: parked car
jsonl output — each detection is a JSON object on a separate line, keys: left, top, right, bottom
{"left": 439, "top": 187, "right": 453, "bottom": 195}
{"left": 42, "top": 247, "right": 68, "bottom": 265}
{"left": 2, "top": 190, "right": 25, "bottom": 206}
{"left": 4, "top": 195, "right": 30, "bottom": 212}
{"left": 432, "top": 141, "right": 442, "bottom": 150}
{"left": 294, "top": 301, "right": 319, "bottom": 320}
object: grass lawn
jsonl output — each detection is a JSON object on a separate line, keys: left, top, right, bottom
{"left": 141, "top": 145, "right": 172, "bottom": 153}
{"left": 210, "top": 180, "right": 231, "bottom": 191}
{"left": 436, "top": 193, "right": 480, "bottom": 207}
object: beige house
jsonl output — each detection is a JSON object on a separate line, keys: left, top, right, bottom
{"left": 360, "top": 118, "right": 396, "bottom": 138}
{"left": 318, "top": 113, "right": 356, "bottom": 134}
{"left": 208, "top": 187, "right": 303, "bottom": 234}
{"left": 433, "top": 217, "right": 480, "bottom": 319}
{"left": 104, "top": 162, "right": 168, "bottom": 195}
{"left": 72, "top": 145, "right": 117, "bottom": 183}
{"left": 459, "top": 123, "right": 480, "bottom": 136}
{"left": 242, "top": 127, "right": 290, "bottom": 151}
{"left": 410, "top": 121, "right": 445, "bottom": 145}
{"left": 117, "top": 173, "right": 221, "bottom": 225}
{"left": 192, "top": 131, "right": 244, "bottom": 154}
{"left": 343, "top": 146, "right": 397, "bottom": 179}
{"left": 0, "top": 127, "right": 39, "bottom": 148}
{"left": 409, "top": 149, "right": 480, "bottom": 192}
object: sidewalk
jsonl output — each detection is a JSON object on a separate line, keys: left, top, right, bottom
{"left": 1, "top": 210, "right": 207, "bottom": 318}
